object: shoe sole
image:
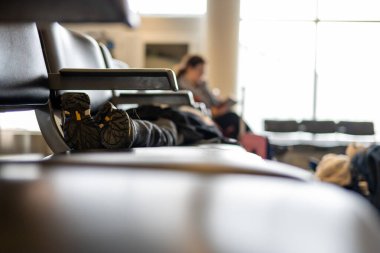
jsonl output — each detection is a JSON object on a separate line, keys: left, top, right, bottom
{"left": 100, "top": 109, "right": 133, "bottom": 149}
{"left": 61, "top": 93, "right": 91, "bottom": 112}
{"left": 61, "top": 93, "right": 102, "bottom": 150}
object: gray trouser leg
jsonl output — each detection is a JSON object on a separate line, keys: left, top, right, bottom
{"left": 131, "top": 118, "right": 178, "bottom": 147}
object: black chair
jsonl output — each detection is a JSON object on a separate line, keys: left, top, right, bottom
{"left": 298, "top": 120, "right": 336, "bottom": 134}
{"left": 40, "top": 23, "right": 195, "bottom": 110}
{"left": 34, "top": 21, "right": 182, "bottom": 153}
{"left": 264, "top": 120, "right": 299, "bottom": 133}
{"left": 337, "top": 121, "right": 375, "bottom": 136}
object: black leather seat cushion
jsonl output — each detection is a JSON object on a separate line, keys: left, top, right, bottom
{"left": 0, "top": 156, "right": 379, "bottom": 253}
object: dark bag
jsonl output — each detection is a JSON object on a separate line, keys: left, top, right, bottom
{"left": 351, "top": 145, "right": 380, "bottom": 212}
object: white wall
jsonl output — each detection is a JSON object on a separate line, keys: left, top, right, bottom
{"left": 64, "top": 16, "right": 207, "bottom": 68}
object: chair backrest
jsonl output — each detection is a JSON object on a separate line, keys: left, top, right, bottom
{"left": 264, "top": 120, "right": 299, "bottom": 133}
{"left": 38, "top": 22, "right": 113, "bottom": 111}
{"left": 99, "top": 42, "right": 116, "bottom": 68}
{"left": 337, "top": 121, "right": 375, "bottom": 136}
{"left": 0, "top": 0, "right": 136, "bottom": 111}
{"left": 40, "top": 23, "right": 107, "bottom": 71}
{"left": 0, "top": 23, "right": 49, "bottom": 110}
{"left": 299, "top": 120, "right": 336, "bottom": 134}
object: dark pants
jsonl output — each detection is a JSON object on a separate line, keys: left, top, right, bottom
{"left": 132, "top": 118, "right": 178, "bottom": 147}
{"left": 127, "top": 106, "right": 224, "bottom": 146}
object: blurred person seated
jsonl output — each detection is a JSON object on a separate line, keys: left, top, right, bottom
{"left": 315, "top": 143, "right": 380, "bottom": 213}
{"left": 176, "top": 54, "right": 251, "bottom": 140}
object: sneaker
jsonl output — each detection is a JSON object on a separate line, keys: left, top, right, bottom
{"left": 95, "top": 102, "right": 134, "bottom": 149}
{"left": 61, "top": 93, "right": 102, "bottom": 150}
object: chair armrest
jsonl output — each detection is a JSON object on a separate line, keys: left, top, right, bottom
{"left": 112, "top": 90, "right": 195, "bottom": 106}
{"left": 48, "top": 68, "right": 178, "bottom": 91}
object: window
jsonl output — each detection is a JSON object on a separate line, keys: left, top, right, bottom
{"left": 239, "top": 0, "right": 380, "bottom": 135}
{"left": 129, "top": 0, "right": 207, "bottom": 16}
{"left": 0, "top": 111, "right": 40, "bottom": 132}
{"left": 316, "top": 22, "right": 380, "bottom": 124}
{"left": 239, "top": 21, "right": 315, "bottom": 128}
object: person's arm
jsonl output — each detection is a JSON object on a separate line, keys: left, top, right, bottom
{"left": 211, "top": 100, "right": 234, "bottom": 117}
{"left": 201, "top": 84, "right": 236, "bottom": 117}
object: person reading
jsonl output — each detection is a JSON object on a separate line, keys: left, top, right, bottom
{"left": 176, "top": 54, "right": 250, "bottom": 139}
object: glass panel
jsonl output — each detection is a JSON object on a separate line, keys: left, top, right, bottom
{"left": 316, "top": 22, "right": 380, "bottom": 133}
{"left": 129, "top": 0, "right": 206, "bottom": 16}
{"left": 238, "top": 21, "right": 315, "bottom": 132}
{"left": 0, "top": 111, "right": 40, "bottom": 131}
{"left": 319, "top": 0, "right": 380, "bottom": 21}
{"left": 240, "top": 0, "right": 317, "bottom": 20}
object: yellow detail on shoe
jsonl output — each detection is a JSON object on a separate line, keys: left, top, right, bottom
{"left": 105, "top": 116, "right": 111, "bottom": 122}
{"left": 75, "top": 111, "right": 81, "bottom": 121}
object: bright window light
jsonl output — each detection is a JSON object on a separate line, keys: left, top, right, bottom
{"left": 239, "top": 21, "right": 315, "bottom": 131}
{"left": 316, "top": 22, "right": 380, "bottom": 122}
{"left": 0, "top": 111, "right": 40, "bottom": 132}
{"left": 129, "top": 0, "right": 207, "bottom": 16}
{"left": 240, "top": 0, "right": 317, "bottom": 21}
{"left": 318, "top": 0, "right": 380, "bottom": 21}
{"left": 239, "top": 0, "right": 380, "bottom": 136}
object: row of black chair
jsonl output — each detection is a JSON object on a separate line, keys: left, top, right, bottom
{"left": 264, "top": 120, "right": 375, "bottom": 135}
